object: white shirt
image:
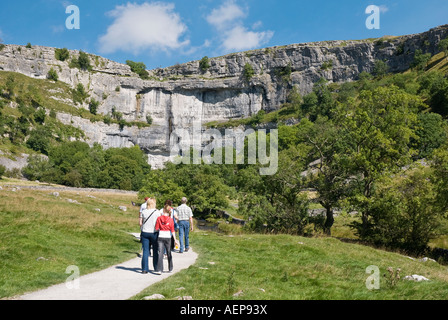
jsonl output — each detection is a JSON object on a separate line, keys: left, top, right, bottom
{"left": 140, "top": 208, "right": 161, "bottom": 233}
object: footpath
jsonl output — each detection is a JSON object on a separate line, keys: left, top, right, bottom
{"left": 19, "top": 243, "right": 198, "bottom": 300}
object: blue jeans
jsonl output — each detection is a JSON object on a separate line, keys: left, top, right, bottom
{"left": 178, "top": 220, "right": 190, "bottom": 252}
{"left": 141, "top": 232, "right": 158, "bottom": 272}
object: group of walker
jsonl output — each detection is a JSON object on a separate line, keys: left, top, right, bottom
{"left": 139, "top": 196, "right": 194, "bottom": 274}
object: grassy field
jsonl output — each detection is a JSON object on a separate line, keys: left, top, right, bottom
{"left": 1, "top": 180, "right": 448, "bottom": 300}
{"left": 0, "top": 182, "right": 142, "bottom": 298}
{"left": 132, "top": 231, "right": 448, "bottom": 300}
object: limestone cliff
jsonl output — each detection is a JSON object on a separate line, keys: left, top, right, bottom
{"left": 1, "top": 24, "right": 447, "bottom": 168}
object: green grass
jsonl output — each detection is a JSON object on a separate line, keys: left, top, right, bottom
{"left": 132, "top": 231, "right": 448, "bottom": 300}
{"left": 0, "top": 186, "right": 141, "bottom": 298}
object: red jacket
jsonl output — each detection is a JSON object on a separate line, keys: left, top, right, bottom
{"left": 155, "top": 215, "right": 175, "bottom": 237}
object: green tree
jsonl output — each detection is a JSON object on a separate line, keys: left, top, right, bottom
{"left": 26, "top": 126, "right": 51, "bottom": 155}
{"left": 47, "top": 68, "right": 58, "bottom": 81}
{"left": 413, "top": 112, "right": 447, "bottom": 158}
{"left": 411, "top": 49, "right": 432, "bottom": 71}
{"left": 89, "top": 99, "right": 99, "bottom": 115}
{"left": 372, "top": 60, "right": 389, "bottom": 78}
{"left": 243, "top": 63, "right": 255, "bottom": 82}
{"left": 438, "top": 38, "right": 448, "bottom": 59}
{"left": 199, "top": 56, "right": 211, "bottom": 72}
{"left": 303, "top": 117, "right": 352, "bottom": 235}
{"left": 340, "top": 86, "right": 424, "bottom": 237}
{"left": 126, "top": 60, "right": 149, "bottom": 79}
{"left": 55, "top": 48, "right": 70, "bottom": 61}
{"left": 367, "top": 166, "right": 440, "bottom": 254}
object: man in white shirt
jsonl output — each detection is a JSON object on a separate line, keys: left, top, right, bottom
{"left": 176, "top": 197, "right": 194, "bottom": 253}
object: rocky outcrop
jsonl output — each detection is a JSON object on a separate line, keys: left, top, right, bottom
{"left": 1, "top": 25, "right": 447, "bottom": 168}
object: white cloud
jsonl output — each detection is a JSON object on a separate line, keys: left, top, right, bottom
{"left": 98, "top": 2, "right": 189, "bottom": 55}
{"left": 206, "top": 0, "right": 274, "bottom": 52}
{"left": 206, "top": 0, "right": 246, "bottom": 29}
{"left": 379, "top": 5, "right": 389, "bottom": 13}
{"left": 222, "top": 26, "right": 274, "bottom": 52}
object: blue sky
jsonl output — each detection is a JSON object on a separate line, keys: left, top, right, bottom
{"left": 0, "top": 0, "right": 447, "bottom": 69}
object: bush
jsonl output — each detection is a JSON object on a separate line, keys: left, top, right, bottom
{"left": 411, "top": 49, "right": 432, "bottom": 71}
{"left": 373, "top": 60, "right": 389, "bottom": 77}
{"left": 0, "top": 165, "right": 6, "bottom": 179}
{"left": 70, "top": 51, "right": 92, "bottom": 71}
{"left": 72, "top": 83, "right": 89, "bottom": 104}
{"left": 89, "top": 99, "right": 100, "bottom": 115}
{"left": 55, "top": 48, "right": 70, "bottom": 61}
{"left": 243, "top": 63, "right": 255, "bottom": 82}
{"left": 126, "top": 60, "right": 149, "bottom": 79}
{"left": 199, "top": 56, "right": 210, "bottom": 72}
{"left": 146, "top": 114, "right": 153, "bottom": 125}
{"left": 357, "top": 167, "right": 440, "bottom": 254}
{"left": 47, "top": 68, "right": 58, "bottom": 81}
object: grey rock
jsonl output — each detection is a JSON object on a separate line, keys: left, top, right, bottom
{"left": 1, "top": 25, "right": 447, "bottom": 168}
{"left": 143, "top": 294, "right": 165, "bottom": 300}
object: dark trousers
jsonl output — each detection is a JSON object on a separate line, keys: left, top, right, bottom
{"left": 141, "top": 232, "right": 158, "bottom": 272}
{"left": 156, "top": 237, "right": 173, "bottom": 272}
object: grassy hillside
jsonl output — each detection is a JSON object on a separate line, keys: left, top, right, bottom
{"left": 0, "top": 180, "right": 141, "bottom": 298}
{"left": 1, "top": 180, "right": 447, "bottom": 300}
{"left": 132, "top": 231, "right": 448, "bottom": 300}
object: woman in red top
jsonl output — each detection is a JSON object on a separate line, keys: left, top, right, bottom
{"left": 154, "top": 203, "right": 179, "bottom": 274}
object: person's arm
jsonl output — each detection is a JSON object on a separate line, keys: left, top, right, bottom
{"left": 155, "top": 217, "right": 160, "bottom": 232}
{"left": 170, "top": 218, "right": 179, "bottom": 245}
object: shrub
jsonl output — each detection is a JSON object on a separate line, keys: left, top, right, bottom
{"left": 70, "top": 51, "right": 92, "bottom": 71}
{"left": 47, "top": 68, "right": 59, "bottom": 81}
{"left": 0, "top": 165, "right": 6, "bottom": 179}
{"left": 55, "top": 48, "right": 70, "bottom": 61}
{"left": 89, "top": 99, "right": 100, "bottom": 115}
{"left": 243, "top": 63, "right": 255, "bottom": 82}
{"left": 146, "top": 114, "right": 153, "bottom": 125}
{"left": 373, "top": 60, "right": 389, "bottom": 78}
{"left": 199, "top": 56, "right": 211, "bottom": 72}
{"left": 72, "top": 83, "right": 89, "bottom": 104}
{"left": 126, "top": 60, "right": 149, "bottom": 79}
{"left": 411, "top": 49, "right": 432, "bottom": 71}
{"left": 26, "top": 43, "right": 32, "bottom": 49}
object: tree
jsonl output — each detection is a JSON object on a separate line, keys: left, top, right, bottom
{"left": 199, "top": 56, "right": 211, "bottom": 72}
{"left": 47, "top": 68, "right": 58, "bottom": 81}
{"left": 340, "top": 86, "right": 424, "bottom": 237}
{"left": 411, "top": 49, "right": 432, "bottom": 71}
{"left": 413, "top": 112, "right": 447, "bottom": 158}
{"left": 55, "top": 48, "right": 70, "bottom": 61}
{"left": 438, "top": 38, "right": 448, "bottom": 60}
{"left": 303, "top": 117, "right": 352, "bottom": 235}
{"left": 26, "top": 126, "right": 51, "bottom": 155}
{"left": 89, "top": 99, "right": 99, "bottom": 115}
{"left": 243, "top": 63, "right": 255, "bottom": 82}
{"left": 77, "top": 51, "right": 91, "bottom": 71}
{"left": 0, "top": 165, "right": 5, "bottom": 179}
{"left": 70, "top": 51, "right": 92, "bottom": 71}
{"left": 126, "top": 60, "right": 149, "bottom": 79}
{"left": 372, "top": 60, "right": 389, "bottom": 78}
{"left": 366, "top": 166, "right": 440, "bottom": 254}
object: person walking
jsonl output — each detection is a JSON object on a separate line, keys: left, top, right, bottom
{"left": 139, "top": 198, "right": 160, "bottom": 274}
{"left": 176, "top": 197, "right": 194, "bottom": 253}
{"left": 154, "top": 204, "right": 179, "bottom": 274}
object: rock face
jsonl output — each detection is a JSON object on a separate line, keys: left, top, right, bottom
{"left": 1, "top": 25, "right": 447, "bottom": 168}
